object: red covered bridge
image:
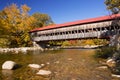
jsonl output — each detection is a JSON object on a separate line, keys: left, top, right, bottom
{"left": 29, "top": 14, "right": 120, "bottom": 42}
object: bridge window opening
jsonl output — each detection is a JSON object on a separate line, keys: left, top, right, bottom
{"left": 93, "top": 28, "right": 97, "bottom": 31}
{"left": 71, "top": 30, "right": 76, "bottom": 34}
{"left": 74, "top": 30, "right": 78, "bottom": 33}
{"left": 45, "top": 34, "right": 48, "bottom": 36}
{"left": 97, "top": 28, "right": 101, "bottom": 31}
{"left": 49, "top": 34, "right": 52, "bottom": 36}
{"left": 54, "top": 33, "right": 58, "bottom": 35}
{"left": 50, "top": 33, "right": 52, "bottom": 36}
{"left": 43, "top": 34, "right": 45, "bottom": 36}
{"left": 58, "top": 32, "right": 60, "bottom": 35}
{"left": 111, "top": 26, "right": 117, "bottom": 30}
{"left": 65, "top": 31, "right": 69, "bottom": 34}
{"left": 72, "top": 31, "right": 74, "bottom": 34}
{"left": 81, "top": 30, "right": 84, "bottom": 33}
{"left": 53, "top": 33, "right": 55, "bottom": 36}
{"left": 85, "top": 29, "right": 88, "bottom": 33}
{"left": 78, "top": 30, "right": 81, "bottom": 33}
{"left": 68, "top": 31, "right": 72, "bottom": 34}
{"left": 57, "top": 32, "right": 59, "bottom": 35}
{"left": 46, "top": 34, "right": 50, "bottom": 36}
{"left": 62, "top": 32, "right": 65, "bottom": 35}
{"left": 60, "top": 32, "right": 62, "bottom": 35}
{"left": 87, "top": 29, "right": 94, "bottom": 32}
{"left": 106, "top": 27, "right": 110, "bottom": 30}
{"left": 38, "top": 35, "right": 41, "bottom": 37}
{"left": 101, "top": 27, "right": 105, "bottom": 30}
{"left": 52, "top": 33, "right": 54, "bottom": 36}
{"left": 62, "top": 32, "right": 64, "bottom": 35}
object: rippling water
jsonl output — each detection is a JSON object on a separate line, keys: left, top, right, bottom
{"left": 0, "top": 49, "right": 118, "bottom": 80}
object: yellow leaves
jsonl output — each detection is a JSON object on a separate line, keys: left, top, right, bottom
{"left": 0, "top": 4, "right": 33, "bottom": 47}
{"left": 84, "top": 40, "right": 95, "bottom": 46}
{"left": 61, "top": 39, "right": 108, "bottom": 47}
{"left": 21, "top": 4, "right": 31, "bottom": 13}
{"left": 105, "top": 0, "right": 120, "bottom": 14}
{"left": 0, "top": 3, "right": 54, "bottom": 47}
{"left": 1, "top": 4, "right": 34, "bottom": 33}
{"left": 24, "top": 16, "right": 36, "bottom": 30}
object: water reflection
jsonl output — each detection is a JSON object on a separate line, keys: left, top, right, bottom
{"left": 2, "top": 70, "right": 13, "bottom": 80}
{"left": 0, "top": 49, "right": 113, "bottom": 80}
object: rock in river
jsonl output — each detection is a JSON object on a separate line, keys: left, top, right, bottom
{"left": 36, "top": 70, "right": 52, "bottom": 76}
{"left": 2, "top": 61, "right": 17, "bottom": 70}
{"left": 106, "top": 59, "right": 116, "bottom": 67}
{"left": 28, "top": 64, "right": 42, "bottom": 69}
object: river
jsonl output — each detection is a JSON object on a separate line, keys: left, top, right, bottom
{"left": 0, "top": 49, "right": 118, "bottom": 80}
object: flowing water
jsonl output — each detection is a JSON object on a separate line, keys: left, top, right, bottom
{"left": 0, "top": 49, "right": 118, "bottom": 80}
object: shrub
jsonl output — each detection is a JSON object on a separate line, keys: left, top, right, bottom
{"left": 0, "top": 38, "right": 9, "bottom": 48}
{"left": 94, "top": 46, "right": 116, "bottom": 59}
{"left": 62, "top": 41, "right": 71, "bottom": 46}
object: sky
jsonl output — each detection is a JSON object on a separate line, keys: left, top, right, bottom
{"left": 0, "top": 0, "right": 110, "bottom": 24}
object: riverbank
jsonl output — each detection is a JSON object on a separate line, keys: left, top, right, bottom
{"left": 0, "top": 47, "right": 43, "bottom": 54}
{"left": 0, "top": 45, "right": 104, "bottom": 54}
{"left": 60, "top": 45, "right": 104, "bottom": 49}
{"left": 0, "top": 49, "right": 114, "bottom": 80}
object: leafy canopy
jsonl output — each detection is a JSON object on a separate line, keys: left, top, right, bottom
{"left": 0, "top": 4, "right": 54, "bottom": 47}
{"left": 105, "top": 0, "right": 120, "bottom": 14}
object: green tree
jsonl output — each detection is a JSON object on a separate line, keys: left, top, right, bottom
{"left": 105, "top": 0, "right": 120, "bottom": 14}
{"left": 32, "top": 12, "right": 54, "bottom": 28}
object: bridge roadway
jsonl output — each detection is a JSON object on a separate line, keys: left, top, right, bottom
{"left": 29, "top": 14, "right": 120, "bottom": 42}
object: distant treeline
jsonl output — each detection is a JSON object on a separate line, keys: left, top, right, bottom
{"left": 49, "top": 39, "right": 109, "bottom": 47}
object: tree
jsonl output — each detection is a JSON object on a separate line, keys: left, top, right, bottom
{"left": 105, "top": 0, "right": 120, "bottom": 14}
{"left": 32, "top": 12, "right": 54, "bottom": 28}
{"left": 0, "top": 4, "right": 35, "bottom": 47}
{"left": 0, "top": 4, "right": 54, "bottom": 47}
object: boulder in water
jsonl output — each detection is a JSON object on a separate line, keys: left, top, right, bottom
{"left": 106, "top": 59, "right": 116, "bottom": 67}
{"left": 36, "top": 70, "right": 52, "bottom": 76}
{"left": 2, "top": 61, "right": 17, "bottom": 70}
{"left": 112, "top": 74, "right": 120, "bottom": 78}
{"left": 28, "top": 64, "right": 42, "bottom": 69}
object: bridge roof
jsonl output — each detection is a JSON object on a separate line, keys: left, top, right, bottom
{"left": 30, "top": 14, "right": 120, "bottom": 32}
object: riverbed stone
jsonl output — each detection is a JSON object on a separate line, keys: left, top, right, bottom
{"left": 2, "top": 61, "right": 16, "bottom": 70}
{"left": 112, "top": 74, "right": 120, "bottom": 78}
{"left": 28, "top": 64, "right": 41, "bottom": 69}
{"left": 46, "top": 62, "right": 50, "bottom": 65}
{"left": 36, "top": 70, "right": 52, "bottom": 76}
{"left": 54, "top": 61, "right": 60, "bottom": 64}
{"left": 68, "top": 58, "right": 72, "bottom": 61}
{"left": 106, "top": 59, "right": 116, "bottom": 67}
{"left": 41, "top": 64, "right": 45, "bottom": 67}
{"left": 97, "top": 66, "right": 108, "bottom": 70}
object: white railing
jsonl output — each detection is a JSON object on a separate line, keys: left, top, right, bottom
{"left": 33, "top": 30, "right": 106, "bottom": 41}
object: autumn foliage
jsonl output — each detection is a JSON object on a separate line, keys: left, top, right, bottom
{"left": 0, "top": 4, "right": 54, "bottom": 47}
{"left": 105, "top": 0, "right": 120, "bottom": 14}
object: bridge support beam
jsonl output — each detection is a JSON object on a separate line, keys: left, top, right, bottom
{"left": 32, "top": 41, "right": 47, "bottom": 51}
